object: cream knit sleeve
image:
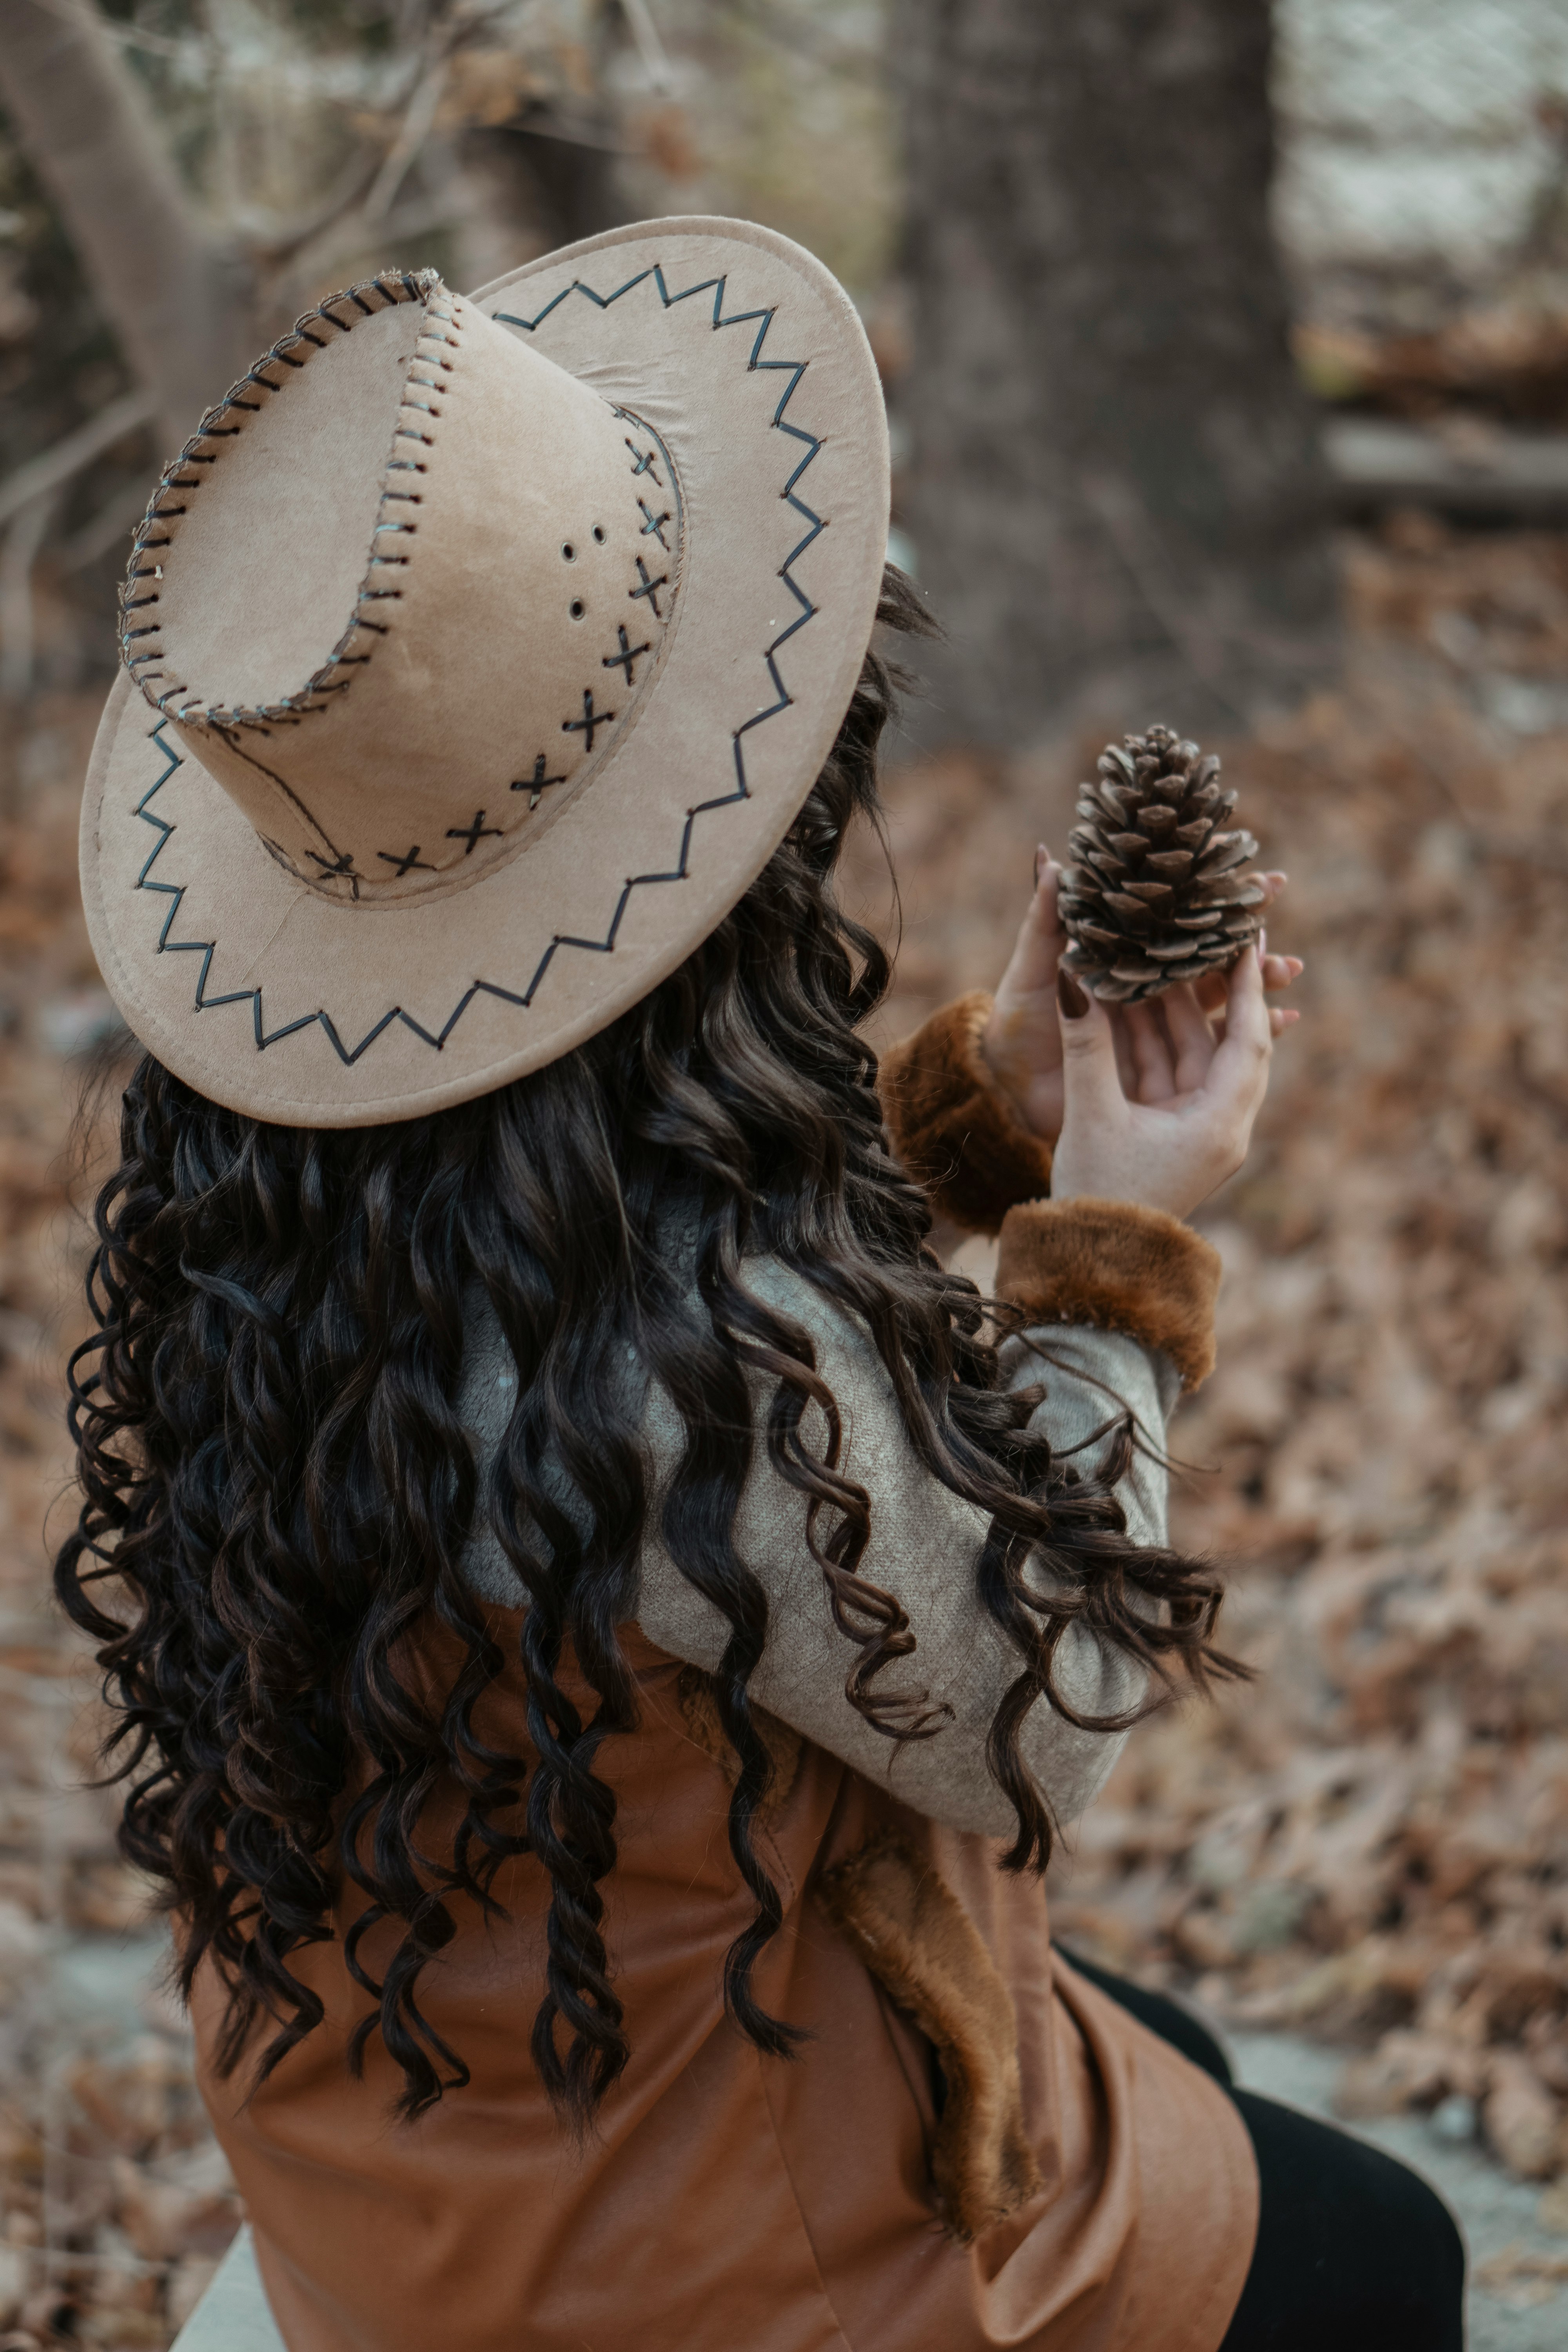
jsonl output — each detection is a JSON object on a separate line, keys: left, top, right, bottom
{"left": 459, "top": 1259, "right": 1177, "bottom": 1839}
{"left": 630, "top": 1259, "right": 1173, "bottom": 1838}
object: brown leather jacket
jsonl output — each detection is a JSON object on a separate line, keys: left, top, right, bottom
{"left": 192, "top": 996, "right": 1256, "bottom": 2352}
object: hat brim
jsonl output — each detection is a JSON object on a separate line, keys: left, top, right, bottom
{"left": 79, "top": 216, "right": 889, "bottom": 1127}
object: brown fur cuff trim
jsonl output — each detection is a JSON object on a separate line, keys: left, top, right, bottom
{"left": 995, "top": 1198, "right": 1221, "bottom": 1391}
{"left": 878, "top": 992, "right": 1053, "bottom": 1236}
{"left": 818, "top": 1834, "right": 1044, "bottom": 2240}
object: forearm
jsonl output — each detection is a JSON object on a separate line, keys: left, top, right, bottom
{"left": 636, "top": 1265, "right": 1194, "bottom": 1842}
{"left": 1005, "top": 1321, "right": 1178, "bottom": 1823}
{"left": 462, "top": 972, "right": 1223, "bottom": 1836}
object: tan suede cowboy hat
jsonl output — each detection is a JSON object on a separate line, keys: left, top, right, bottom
{"left": 78, "top": 216, "right": 889, "bottom": 1127}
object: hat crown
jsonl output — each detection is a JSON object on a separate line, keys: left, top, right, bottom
{"left": 84, "top": 218, "right": 891, "bottom": 1128}
{"left": 122, "top": 272, "right": 681, "bottom": 906}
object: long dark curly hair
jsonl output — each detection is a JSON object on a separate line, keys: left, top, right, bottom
{"left": 57, "top": 569, "right": 1234, "bottom": 2130}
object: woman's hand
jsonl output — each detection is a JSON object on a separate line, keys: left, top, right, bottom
{"left": 981, "top": 847, "right": 1301, "bottom": 1145}
{"left": 1049, "top": 946, "right": 1274, "bottom": 1220}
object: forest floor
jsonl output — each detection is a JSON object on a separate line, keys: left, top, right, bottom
{"left": 0, "top": 517, "right": 1561, "bottom": 2344}
{"left": 847, "top": 514, "right": 1568, "bottom": 2331}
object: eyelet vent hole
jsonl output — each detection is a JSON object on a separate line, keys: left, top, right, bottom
{"left": 561, "top": 543, "right": 575, "bottom": 561}
{"left": 592, "top": 525, "right": 606, "bottom": 543}
{"left": 569, "top": 599, "right": 585, "bottom": 619}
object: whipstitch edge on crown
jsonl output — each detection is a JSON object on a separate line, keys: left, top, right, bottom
{"left": 124, "top": 258, "right": 828, "bottom": 1070}
{"left": 120, "top": 269, "right": 449, "bottom": 731}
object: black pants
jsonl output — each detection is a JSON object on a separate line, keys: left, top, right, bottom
{"left": 1059, "top": 1949, "right": 1465, "bottom": 2351}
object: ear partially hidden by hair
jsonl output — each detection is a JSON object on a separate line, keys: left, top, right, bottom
{"left": 878, "top": 991, "right": 1053, "bottom": 1235}
{"left": 817, "top": 1833, "right": 1044, "bottom": 2241}
{"left": 995, "top": 1197, "right": 1221, "bottom": 1390}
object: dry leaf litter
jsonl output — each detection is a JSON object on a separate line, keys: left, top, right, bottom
{"left": 0, "top": 521, "right": 1561, "bottom": 2344}
{"left": 850, "top": 519, "right": 1568, "bottom": 2214}
{"left": 0, "top": 686, "right": 241, "bottom": 2351}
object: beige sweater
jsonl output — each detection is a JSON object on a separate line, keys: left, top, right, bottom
{"left": 459, "top": 1259, "right": 1176, "bottom": 1840}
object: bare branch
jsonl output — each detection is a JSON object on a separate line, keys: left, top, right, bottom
{"left": 0, "top": 389, "right": 155, "bottom": 532}
{"left": 0, "top": 0, "right": 252, "bottom": 448}
{"left": 619, "top": 0, "right": 674, "bottom": 95}
{"left": 362, "top": 50, "right": 453, "bottom": 227}
{"left": 0, "top": 488, "right": 60, "bottom": 697}
{"left": 60, "top": 478, "right": 154, "bottom": 573}
{"left": 250, "top": 147, "right": 389, "bottom": 272}
{"left": 264, "top": 32, "right": 457, "bottom": 303}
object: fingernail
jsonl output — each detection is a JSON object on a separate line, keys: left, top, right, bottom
{"left": 1260, "top": 926, "right": 1269, "bottom": 959}
{"left": 1057, "top": 967, "right": 1089, "bottom": 1019}
{"left": 1034, "top": 842, "right": 1049, "bottom": 886}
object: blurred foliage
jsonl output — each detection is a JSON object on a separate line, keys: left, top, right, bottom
{"left": 841, "top": 517, "right": 1568, "bottom": 2193}
{"left": 0, "top": 136, "right": 129, "bottom": 479}
{"left": 622, "top": 0, "right": 895, "bottom": 303}
{"left": 0, "top": 0, "right": 899, "bottom": 691}
{"left": 0, "top": 3, "right": 896, "bottom": 304}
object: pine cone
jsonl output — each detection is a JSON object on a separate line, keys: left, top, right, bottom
{"left": 1059, "top": 725, "right": 1266, "bottom": 1005}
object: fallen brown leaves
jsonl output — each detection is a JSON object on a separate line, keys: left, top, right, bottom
{"left": 0, "top": 700, "right": 240, "bottom": 2348}
{"left": 0, "top": 525, "right": 1561, "bottom": 2350}
{"left": 1294, "top": 309, "right": 1568, "bottom": 425}
{"left": 853, "top": 522, "right": 1568, "bottom": 2189}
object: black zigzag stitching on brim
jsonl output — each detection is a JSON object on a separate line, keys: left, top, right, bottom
{"left": 127, "top": 259, "right": 828, "bottom": 1070}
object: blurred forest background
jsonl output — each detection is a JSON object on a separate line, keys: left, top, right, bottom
{"left": 0, "top": 0, "right": 1566, "bottom": 2343}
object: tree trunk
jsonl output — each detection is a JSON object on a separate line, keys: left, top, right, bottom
{"left": 0, "top": 0, "right": 252, "bottom": 455}
{"left": 893, "top": 0, "right": 1338, "bottom": 748}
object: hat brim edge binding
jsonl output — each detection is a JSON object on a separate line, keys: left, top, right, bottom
{"left": 78, "top": 215, "right": 891, "bottom": 1129}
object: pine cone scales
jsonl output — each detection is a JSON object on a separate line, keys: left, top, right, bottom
{"left": 1059, "top": 725, "right": 1266, "bottom": 1004}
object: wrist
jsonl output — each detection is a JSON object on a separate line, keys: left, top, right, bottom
{"left": 1050, "top": 1174, "right": 1203, "bottom": 1221}
{"left": 878, "top": 992, "right": 1053, "bottom": 1235}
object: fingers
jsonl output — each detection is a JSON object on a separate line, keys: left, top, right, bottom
{"left": 1260, "top": 932, "right": 1301, "bottom": 1040}
{"left": 1196, "top": 947, "right": 1301, "bottom": 1014}
{"left": 1256, "top": 924, "right": 1303, "bottom": 1005}
{"left": 996, "top": 846, "right": 1066, "bottom": 1005}
{"left": 1124, "top": 1000, "right": 1177, "bottom": 1104}
{"left": 1204, "top": 945, "right": 1274, "bottom": 1130}
{"left": 1037, "top": 852, "right": 1067, "bottom": 964}
{"left": 1023, "top": 846, "right": 1067, "bottom": 981}
{"left": 1259, "top": 911, "right": 1304, "bottom": 996}
{"left": 1108, "top": 1005, "right": 1141, "bottom": 1096}
{"left": 1056, "top": 966, "right": 1127, "bottom": 1120}
{"left": 1161, "top": 981, "right": 1218, "bottom": 1094}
